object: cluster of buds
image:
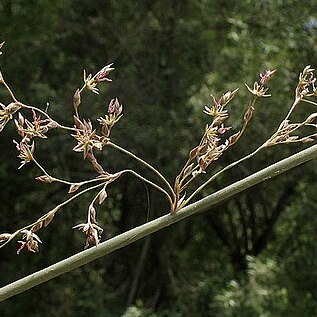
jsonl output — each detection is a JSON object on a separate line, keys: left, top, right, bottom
{"left": 260, "top": 66, "right": 317, "bottom": 148}
{"left": 245, "top": 69, "right": 276, "bottom": 97}
{"left": 204, "top": 88, "right": 239, "bottom": 125}
{"left": 15, "top": 110, "right": 55, "bottom": 141}
{"left": 72, "top": 117, "right": 107, "bottom": 158}
{"left": 73, "top": 204, "right": 103, "bottom": 249}
{"left": 98, "top": 98, "right": 123, "bottom": 137}
{"left": 13, "top": 110, "right": 56, "bottom": 168}
{"left": 72, "top": 221, "right": 103, "bottom": 249}
{"left": 191, "top": 125, "right": 232, "bottom": 174}
{"left": 189, "top": 89, "right": 240, "bottom": 170}
{"left": 264, "top": 113, "right": 317, "bottom": 147}
{"left": 296, "top": 65, "right": 317, "bottom": 99}
{"left": 0, "top": 102, "right": 22, "bottom": 132}
{"left": 13, "top": 140, "right": 35, "bottom": 169}
{"left": 173, "top": 90, "right": 240, "bottom": 210}
{"left": 83, "top": 63, "right": 114, "bottom": 95}
{"left": 16, "top": 230, "right": 42, "bottom": 254}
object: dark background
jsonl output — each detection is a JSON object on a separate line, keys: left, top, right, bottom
{"left": 1, "top": 1, "right": 317, "bottom": 316}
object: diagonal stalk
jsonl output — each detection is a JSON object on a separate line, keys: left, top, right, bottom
{"left": 108, "top": 141, "right": 175, "bottom": 199}
{"left": 1, "top": 143, "right": 317, "bottom": 301}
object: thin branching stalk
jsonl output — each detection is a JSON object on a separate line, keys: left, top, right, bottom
{"left": 1, "top": 143, "right": 317, "bottom": 302}
{"left": 1, "top": 74, "right": 18, "bottom": 102}
{"left": 21, "top": 104, "right": 75, "bottom": 132}
{"left": 118, "top": 169, "right": 173, "bottom": 206}
{"left": 0, "top": 182, "right": 106, "bottom": 249}
{"left": 183, "top": 147, "right": 263, "bottom": 206}
{"left": 108, "top": 141, "right": 175, "bottom": 199}
{"left": 302, "top": 99, "right": 317, "bottom": 107}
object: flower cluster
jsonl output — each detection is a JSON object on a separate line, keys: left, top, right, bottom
{"left": 0, "top": 102, "right": 21, "bottom": 132}
{"left": 259, "top": 66, "right": 317, "bottom": 148}
{"left": 72, "top": 222, "right": 103, "bottom": 249}
{"left": 72, "top": 118, "right": 107, "bottom": 158}
{"left": 83, "top": 63, "right": 114, "bottom": 95}
{"left": 13, "top": 140, "right": 35, "bottom": 169}
{"left": 1, "top": 36, "right": 317, "bottom": 254}
{"left": 16, "top": 230, "right": 42, "bottom": 254}
{"left": 204, "top": 88, "right": 239, "bottom": 124}
{"left": 173, "top": 89, "right": 241, "bottom": 210}
{"left": 15, "top": 110, "right": 54, "bottom": 141}
{"left": 98, "top": 98, "right": 123, "bottom": 137}
{"left": 296, "top": 65, "right": 317, "bottom": 99}
{"left": 245, "top": 69, "right": 276, "bottom": 97}
{"left": 12, "top": 110, "right": 56, "bottom": 168}
{"left": 73, "top": 202, "right": 104, "bottom": 249}
{"left": 189, "top": 90, "right": 239, "bottom": 168}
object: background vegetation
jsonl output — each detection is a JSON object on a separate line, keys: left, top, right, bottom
{"left": 1, "top": 1, "right": 317, "bottom": 316}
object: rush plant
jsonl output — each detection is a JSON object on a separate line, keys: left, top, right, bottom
{"left": 1, "top": 40, "right": 317, "bottom": 254}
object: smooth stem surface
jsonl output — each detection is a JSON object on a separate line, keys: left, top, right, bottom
{"left": 108, "top": 142, "right": 175, "bottom": 198}
{"left": 120, "top": 169, "right": 173, "bottom": 206}
{"left": 1, "top": 144, "right": 317, "bottom": 301}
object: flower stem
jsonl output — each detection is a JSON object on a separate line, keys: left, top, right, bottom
{"left": 183, "top": 147, "right": 263, "bottom": 207}
{"left": 0, "top": 182, "right": 106, "bottom": 249}
{"left": 118, "top": 169, "right": 173, "bottom": 207}
{"left": 21, "top": 103, "right": 76, "bottom": 132}
{"left": 108, "top": 141, "right": 175, "bottom": 199}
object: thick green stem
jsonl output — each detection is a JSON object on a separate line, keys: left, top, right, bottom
{"left": 1, "top": 143, "right": 317, "bottom": 301}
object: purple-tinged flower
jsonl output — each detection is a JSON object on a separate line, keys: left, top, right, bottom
{"left": 97, "top": 99, "right": 123, "bottom": 137}
{"left": 296, "top": 65, "right": 317, "bottom": 98}
{"left": 94, "top": 63, "right": 114, "bottom": 83}
{"left": 83, "top": 64, "right": 115, "bottom": 94}
{"left": 218, "top": 124, "right": 232, "bottom": 135}
{"left": 72, "top": 119, "right": 106, "bottom": 158}
{"left": 259, "top": 69, "right": 276, "bottom": 85}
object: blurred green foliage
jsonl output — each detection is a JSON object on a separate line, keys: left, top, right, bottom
{"left": 1, "top": 0, "right": 317, "bottom": 316}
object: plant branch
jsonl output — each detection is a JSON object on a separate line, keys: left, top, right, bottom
{"left": 108, "top": 141, "right": 175, "bottom": 198}
{"left": 0, "top": 182, "right": 106, "bottom": 249}
{"left": 21, "top": 103, "right": 75, "bottom": 132}
{"left": 183, "top": 147, "right": 263, "bottom": 206}
{"left": 1, "top": 143, "right": 317, "bottom": 301}
{"left": 119, "top": 169, "right": 173, "bottom": 206}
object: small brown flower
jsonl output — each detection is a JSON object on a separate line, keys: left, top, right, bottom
{"left": 72, "top": 120, "right": 106, "bottom": 158}
{"left": 0, "top": 102, "right": 22, "bottom": 132}
{"left": 98, "top": 98, "right": 123, "bottom": 137}
{"left": 245, "top": 82, "right": 271, "bottom": 97}
{"left": 72, "top": 222, "right": 103, "bottom": 249}
{"left": 296, "top": 65, "right": 316, "bottom": 99}
{"left": 246, "top": 69, "right": 276, "bottom": 97}
{"left": 94, "top": 63, "right": 114, "bottom": 83}
{"left": 83, "top": 64, "right": 115, "bottom": 94}
{"left": 259, "top": 69, "right": 276, "bottom": 85}
{"left": 15, "top": 110, "right": 52, "bottom": 141}
{"left": 17, "top": 230, "right": 42, "bottom": 254}
{"left": 13, "top": 140, "right": 35, "bottom": 169}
